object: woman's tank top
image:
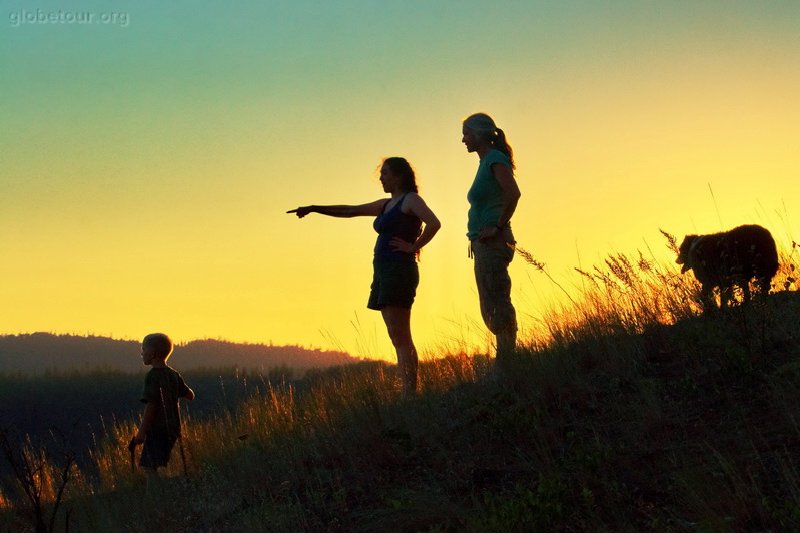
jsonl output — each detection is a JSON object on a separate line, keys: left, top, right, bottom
{"left": 373, "top": 194, "right": 422, "bottom": 262}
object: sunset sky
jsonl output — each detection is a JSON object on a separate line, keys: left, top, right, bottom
{"left": 2, "top": 1, "right": 799, "bottom": 360}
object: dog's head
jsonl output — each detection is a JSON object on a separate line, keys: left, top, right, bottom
{"left": 676, "top": 235, "right": 699, "bottom": 274}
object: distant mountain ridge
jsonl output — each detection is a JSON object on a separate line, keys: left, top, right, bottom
{"left": 0, "top": 333, "right": 358, "bottom": 374}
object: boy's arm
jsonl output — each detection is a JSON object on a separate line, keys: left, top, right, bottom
{"left": 177, "top": 375, "right": 195, "bottom": 401}
{"left": 133, "top": 400, "right": 159, "bottom": 444}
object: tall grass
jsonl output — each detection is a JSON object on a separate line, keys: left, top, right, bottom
{"left": 2, "top": 235, "right": 799, "bottom": 531}
{"left": 521, "top": 230, "right": 798, "bottom": 346}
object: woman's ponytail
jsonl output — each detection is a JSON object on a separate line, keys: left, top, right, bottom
{"left": 493, "top": 127, "right": 515, "bottom": 170}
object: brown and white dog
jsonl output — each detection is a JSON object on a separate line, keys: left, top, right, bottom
{"left": 676, "top": 224, "right": 779, "bottom": 309}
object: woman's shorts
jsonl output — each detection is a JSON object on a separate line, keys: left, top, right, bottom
{"left": 367, "top": 260, "right": 419, "bottom": 310}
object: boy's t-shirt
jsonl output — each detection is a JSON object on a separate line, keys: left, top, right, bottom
{"left": 140, "top": 366, "right": 191, "bottom": 438}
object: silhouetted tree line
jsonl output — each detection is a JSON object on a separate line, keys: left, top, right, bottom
{"left": 0, "top": 333, "right": 357, "bottom": 374}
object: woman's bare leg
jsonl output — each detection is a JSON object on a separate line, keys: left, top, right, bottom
{"left": 381, "top": 306, "right": 418, "bottom": 395}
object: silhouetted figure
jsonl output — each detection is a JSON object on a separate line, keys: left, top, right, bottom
{"left": 288, "top": 157, "right": 441, "bottom": 395}
{"left": 462, "top": 113, "right": 521, "bottom": 366}
{"left": 131, "top": 333, "right": 195, "bottom": 487}
{"left": 676, "top": 224, "right": 779, "bottom": 310}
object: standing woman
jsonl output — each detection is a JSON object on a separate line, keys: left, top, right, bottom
{"left": 462, "top": 112, "right": 521, "bottom": 364}
{"left": 287, "top": 157, "right": 440, "bottom": 395}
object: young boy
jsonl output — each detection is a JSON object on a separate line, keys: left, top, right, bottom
{"left": 131, "top": 333, "right": 195, "bottom": 474}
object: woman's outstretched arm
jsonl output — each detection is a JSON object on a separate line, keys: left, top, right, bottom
{"left": 287, "top": 199, "right": 387, "bottom": 218}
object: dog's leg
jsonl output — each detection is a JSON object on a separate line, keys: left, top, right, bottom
{"left": 757, "top": 276, "right": 771, "bottom": 296}
{"left": 719, "top": 284, "right": 733, "bottom": 309}
{"left": 701, "top": 284, "right": 717, "bottom": 313}
{"left": 741, "top": 280, "right": 751, "bottom": 303}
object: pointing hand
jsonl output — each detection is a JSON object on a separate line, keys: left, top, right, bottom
{"left": 287, "top": 206, "right": 313, "bottom": 218}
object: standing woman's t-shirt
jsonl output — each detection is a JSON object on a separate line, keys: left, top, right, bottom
{"left": 466, "top": 149, "right": 512, "bottom": 240}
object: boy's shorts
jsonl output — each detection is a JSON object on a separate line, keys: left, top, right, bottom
{"left": 140, "top": 429, "right": 177, "bottom": 469}
{"left": 367, "top": 260, "right": 419, "bottom": 310}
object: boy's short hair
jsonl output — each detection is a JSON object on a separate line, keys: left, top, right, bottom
{"left": 142, "top": 333, "right": 174, "bottom": 360}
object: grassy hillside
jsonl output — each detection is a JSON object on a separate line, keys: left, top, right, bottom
{"left": 2, "top": 243, "right": 799, "bottom": 531}
{"left": 0, "top": 367, "right": 294, "bottom": 474}
{"left": 0, "top": 335, "right": 358, "bottom": 493}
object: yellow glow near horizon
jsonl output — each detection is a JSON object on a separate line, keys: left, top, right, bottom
{"left": 2, "top": 2, "right": 799, "bottom": 361}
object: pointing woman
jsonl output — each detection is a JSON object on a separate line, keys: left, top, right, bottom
{"left": 288, "top": 157, "right": 440, "bottom": 395}
{"left": 462, "top": 112, "right": 521, "bottom": 366}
